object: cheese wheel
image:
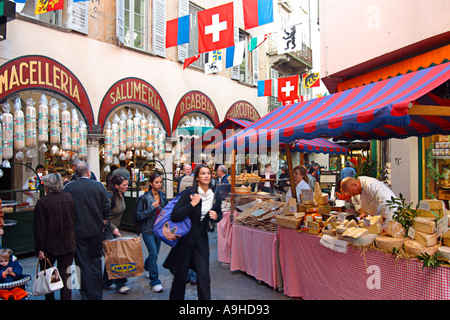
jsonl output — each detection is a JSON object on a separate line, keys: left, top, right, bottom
{"left": 375, "top": 236, "right": 407, "bottom": 251}
{"left": 49, "top": 100, "right": 60, "bottom": 144}
{"left": 25, "top": 104, "right": 37, "bottom": 148}
{"left": 38, "top": 103, "right": 49, "bottom": 143}
{"left": 61, "top": 106, "right": 71, "bottom": 151}
{"left": 438, "top": 246, "right": 450, "bottom": 261}
{"left": 404, "top": 239, "right": 439, "bottom": 256}
{"left": 346, "top": 233, "right": 377, "bottom": 247}
{"left": 2, "top": 112, "right": 13, "bottom": 160}
{"left": 13, "top": 102, "right": 25, "bottom": 151}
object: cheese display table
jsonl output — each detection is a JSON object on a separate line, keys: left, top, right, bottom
{"left": 278, "top": 227, "right": 450, "bottom": 300}
{"left": 230, "top": 224, "right": 283, "bottom": 290}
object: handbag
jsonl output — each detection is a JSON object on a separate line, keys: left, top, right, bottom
{"left": 153, "top": 190, "right": 191, "bottom": 247}
{"left": 32, "top": 257, "right": 64, "bottom": 296}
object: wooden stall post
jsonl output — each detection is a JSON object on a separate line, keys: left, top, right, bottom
{"left": 284, "top": 143, "right": 297, "bottom": 201}
{"left": 230, "top": 149, "right": 236, "bottom": 216}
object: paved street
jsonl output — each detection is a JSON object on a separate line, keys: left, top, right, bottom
{"left": 17, "top": 229, "right": 293, "bottom": 301}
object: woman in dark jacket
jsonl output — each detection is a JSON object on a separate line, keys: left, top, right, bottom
{"left": 163, "top": 164, "right": 222, "bottom": 300}
{"left": 136, "top": 173, "right": 168, "bottom": 293}
{"left": 33, "top": 173, "right": 76, "bottom": 300}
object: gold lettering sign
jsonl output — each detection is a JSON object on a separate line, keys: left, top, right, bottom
{"left": 226, "top": 101, "right": 260, "bottom": 121}
{"left": 109, "top": 80, "right": 161, "bottom": 112}
{"left": 0, "top": 60, "right": 81, "bottom": 103}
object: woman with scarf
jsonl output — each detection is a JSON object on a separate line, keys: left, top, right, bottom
{"left": 163, "top": 164, "right": 222, "bottom": 300}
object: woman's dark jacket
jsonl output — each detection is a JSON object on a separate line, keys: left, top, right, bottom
{"left": 136, "top": 190, "right": 168, "bottom": 235}
{"left": 163, "top": 188, "right": 222, "bottom": 274}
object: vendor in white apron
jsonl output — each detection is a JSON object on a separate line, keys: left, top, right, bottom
{"left": 341, "top": 176, "right": 398, "bottom": 221}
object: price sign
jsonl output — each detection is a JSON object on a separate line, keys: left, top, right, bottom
{"left": 320, "top": 234, "right": 348, "bottom": 254}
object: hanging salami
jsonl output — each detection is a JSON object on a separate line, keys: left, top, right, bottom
{"left": 49, "top": 99, "right": 61, "bottom": 145}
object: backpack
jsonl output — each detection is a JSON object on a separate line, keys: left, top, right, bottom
{"left": 132, "top": 195, "right": 148, "bottom": 235}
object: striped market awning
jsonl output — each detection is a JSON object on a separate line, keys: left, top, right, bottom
{"left": 223, "top": 62, "right": 450, "bottom": 150}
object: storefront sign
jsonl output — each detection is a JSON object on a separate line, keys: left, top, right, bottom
{"left": 225, "top": 100, "right": 261, "bottom": 121}
{"left": 0, "top": 55, "right": 94, "bottom": 131}
{"left": 173, "top": 90, "right": 219, "bottom": 131}
{"left": 98, "top": 77, "right": 171, "bottom": 134}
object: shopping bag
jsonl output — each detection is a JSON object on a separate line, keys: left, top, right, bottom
{"left": 32, "top": 258, "right": 64, "bottom": 296}
{"left": 103, "top": 237, "right": 144, "bottom": 280}
{"left": 153, "top": 191, "right": 191, "bottom": 247}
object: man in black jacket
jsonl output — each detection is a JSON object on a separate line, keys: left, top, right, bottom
{"left": 64, "top": 162, "right": 110, "bottom": 300}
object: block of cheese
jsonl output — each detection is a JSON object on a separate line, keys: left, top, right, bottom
{"left": 364, "top": 215, "right": 383, "bottom": 225}
{"left": 404, "top": 240, "right": 439, "bottom": 256}
{"left": 442, "top": 231, "right": 450, "bottom": 247}
{"left": 344, "top": 220, "right": 357, "bottom": 228}
{"left": 347, "top": 233, "right": 377, "bottom": 247}
{"left": 322, "top": 229, "right": 336, "bottom": 237}
{"left": 364, "top": 223, "right": 383, "bottom": 234}
{"left": 414, "top": 231, "right": 437, "bottom": 247}
{"left": 375, "top": 236, "right": 407, "bottom": 251}
{"left": 387, "top": 220, "right": 406, "bottom": 238}
{"left": 275, "top": 215, "right": 302, "bottom": 229}
{"left": 336, "top": 226, "right": 348, "bottom": 235}
{"left": 420, "top": 199, "right": 444, "bottom": 210}
{"left": 342, "top": 227, "right": 368, "bottom": 238}
{"left": 417, "top": 208, "right": 443, "bottom": 219}
{"left": 413, "top": 217, "right": 436, "bottom": 234}
{"left": 437, "top": 246, "right": 450, "bottom": 261}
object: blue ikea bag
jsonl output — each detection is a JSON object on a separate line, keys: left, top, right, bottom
{"left": 153, "top": 191, "right": 191, "bottom": 247}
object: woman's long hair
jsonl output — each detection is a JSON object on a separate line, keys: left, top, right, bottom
{"left": 191, "top": 164, "right": 213, "bottom": 193}
{"left": 107, "top": 174, "right": 126, "bottom": 198}
{"left": 293, "top": 165, "right": 309, "bottom": 184}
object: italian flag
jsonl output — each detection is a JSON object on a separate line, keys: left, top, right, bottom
{"left": 248, "top": 34, "right": 270, "bottom": 52}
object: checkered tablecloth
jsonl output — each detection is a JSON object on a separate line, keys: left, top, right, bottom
{"left": 278, "top": 227, "right": 450, "bottom": 300}
{"left": 217, "top": 211, "right": 232, "bottom": 264}
{"left": 230, "top": 224, "right": 281, "bottom": 289}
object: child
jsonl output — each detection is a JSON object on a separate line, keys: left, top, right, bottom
{"left": 0, "top": 248, "right": 27, "bottom": 300}
{"left": 0, "top": 248, "right": 22, "bottom": 283}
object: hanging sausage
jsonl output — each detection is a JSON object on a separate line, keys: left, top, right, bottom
{"left": 111, "top": 114, "right": 120, "bottom": 156}
{"left": 140, "top": 114, "right": 147, "bottom": 150}
{"left": 79, "top": 120, "right": 87, "bottom": 160}
{"left": 146, "top": 116, "right": 154, "bottom": 153}
{"left": 13, "top": 96, "right": 25, "bottom": 152}
{"left": 49, "top": 98, "right": 60, "bottom": 145}
{"left": 104, "top": 121, "right": 113, "bottom": 166}
{"left": 60, "top": 102, "right": 71, "bottom": 151}
{"left": 71, "top": 108, "right": 80, "bottom": 153}
{"left": 25, "top": 98, "right": 37, "bottom": 149}
{"left": 2, "top": 102, "right": 13, "bottom": 163}
{"left": 38, "top": 94, "right": 49, "bottom": 151}
{"left": 126, "top": 109, "right": 133, "bottom": 151}
{"left": 119, "top": 110, "right": 127, "bottom": 154}
{"left": 133, "top": 110, "right": 141, "bottom": 149}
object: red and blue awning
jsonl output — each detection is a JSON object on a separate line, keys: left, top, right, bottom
{"left": 224, "top": 62, "right": 450, "bottom": 149}
{"left": 188, "top": 118, "right": 348, "bottom": 154}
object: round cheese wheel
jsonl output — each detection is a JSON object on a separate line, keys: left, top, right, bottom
{"left": 346, "top": 233, "right": 377, "bottom": 247}
{"left": 437, "top": 246, "right": 450, "bottom": 261}
{"left": 404, "top": 239, "right": 439, "bottom": 256}
{"left": 375, "top": 236, "right": 407, "bottom": 251}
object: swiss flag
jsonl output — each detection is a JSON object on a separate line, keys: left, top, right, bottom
{"left": 197, "top": 2, "right": 235, "bottom": 54}
{"left": 278, "top": 75, "right": 299, "bottom": 102}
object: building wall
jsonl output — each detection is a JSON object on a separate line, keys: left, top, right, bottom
{"left": 319, "top": 0, "right": 450, "bottom": 79}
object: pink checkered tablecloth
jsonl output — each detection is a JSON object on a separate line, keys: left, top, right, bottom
{"left": 230, "top": 224, "right": 281, "bottom": 289}
{"left": 278, "top": 227, "right": 450, "bottom": 300}
{"left": 217, "top": 211, "right": 232, "bottom": 264}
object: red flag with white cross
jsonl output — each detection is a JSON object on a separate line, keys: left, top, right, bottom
{"left": 197, "top": 2, "right": 235, "bottom": 53}
{"left": 278, "top": 75, "right": 299, "bottom": 102}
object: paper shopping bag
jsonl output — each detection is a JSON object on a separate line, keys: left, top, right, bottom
{"left": 103, "top": 237, "right": 144, "bottom": 280}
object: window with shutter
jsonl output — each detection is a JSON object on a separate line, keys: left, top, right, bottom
{"left": 67, "top": 1, "right": 89, "bottom": 35}
{"left": 186, "top": 3, "right": 203, "bottom": 68}
{"left": 152, "top": 0, "right": 165, "bottom": 57}
{"left": 230, "top": 26, "right": 240, "bottom": 80}
{"left": 116, "top": 0, "right": 125, "bottom": 44}
{"left": 123, "top": 0, "right": 148, "bottom": 51}
{"left": 177, "top": 0, "right": 189, "bottom": 62}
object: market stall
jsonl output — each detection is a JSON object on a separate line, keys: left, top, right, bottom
{"left": 221, "top": 62, "right": 450, "bottom": 299}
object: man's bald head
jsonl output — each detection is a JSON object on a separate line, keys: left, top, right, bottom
{"left": 341, "top": 177, "right": 362, "bottom": 196}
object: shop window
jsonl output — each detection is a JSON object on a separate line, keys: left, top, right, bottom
{"left": 124, "top": 0, "right": 148, "bottom": 51}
